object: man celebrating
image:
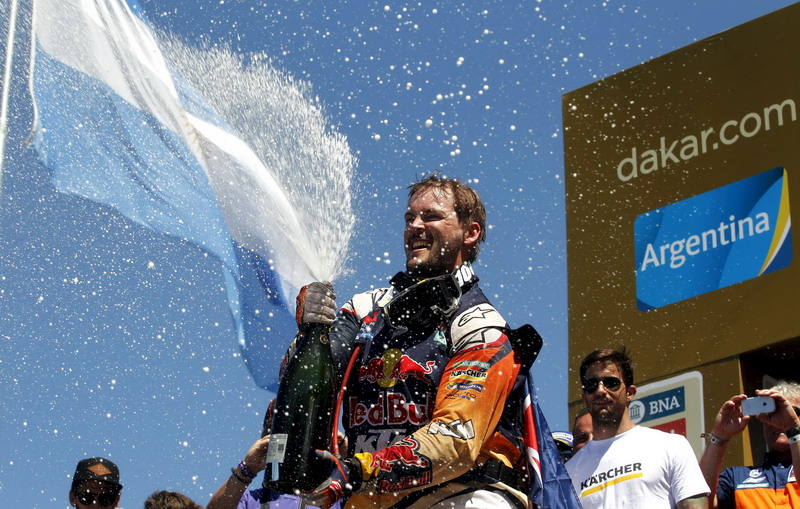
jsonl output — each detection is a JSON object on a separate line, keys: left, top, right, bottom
{"left": 290, "top": 174, "right": 530, "bottom": 508}
{"left": 69, "top": 457, "right": 123, "bottom": 509}
{"left": 566, "top": 348, "right": 709, "bottom": 508}
{"left": 699, "top": 381, "right": 800, "bottom": 508}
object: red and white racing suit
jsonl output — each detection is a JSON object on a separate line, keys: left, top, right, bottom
{"left": 320, "top": 267, "right": 530, "bottom": 509}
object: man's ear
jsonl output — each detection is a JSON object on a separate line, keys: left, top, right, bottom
{"left": 69, "top": 491, "right": 77, "bottom": 507}
{"left": 463, "top": 221, "right": 481, "bottom": 247}
{"left": 627, "top": 384, "right": 637, "bottom": 401}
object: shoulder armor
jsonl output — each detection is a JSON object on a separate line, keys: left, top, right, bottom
{"left": 341, "top": 287, "right": 392, "bottom": 320}
{"left": 449, "top": 302, "right": 507, "bottom": 353}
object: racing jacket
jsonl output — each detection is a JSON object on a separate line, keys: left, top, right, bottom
{"left": 322, "top": 265, "right": 529, "bottom": 509}
{"left": 717, "top": 453, "right": 798, "bottom": 508}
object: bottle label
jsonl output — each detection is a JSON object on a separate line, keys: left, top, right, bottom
{"left": 266, "top": 433, "right": 289, "bottom": 463}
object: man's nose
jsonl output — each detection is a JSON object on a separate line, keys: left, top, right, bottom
{"left": 594, "top": 381, "right": 610, "bottom": 395}
{"left": 408, "top": 215, "right": 424, "bottom": 229}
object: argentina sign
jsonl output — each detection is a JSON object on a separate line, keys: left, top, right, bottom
{"left": 635, "top": 166, "right": 792, "bottom": 310}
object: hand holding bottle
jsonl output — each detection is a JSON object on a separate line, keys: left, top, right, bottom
{"left": 304, "top": 450, "right": 362, "bottom": 509}
{"left": 296, "top": 282, "right": 337, "bottom": 327}
{"left": 242, "top": 435, "right": 271, "bottom": 475}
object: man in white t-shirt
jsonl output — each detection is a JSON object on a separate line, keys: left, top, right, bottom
{"left": 566, "top": 348, "right": 709, "bottom": 508}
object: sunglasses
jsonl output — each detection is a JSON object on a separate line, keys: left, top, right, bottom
{"left": 582, "top": 376, "right": 623, "bottom": 394}
{"left": 76, "top": 491, "right": 118, "bottom": 507}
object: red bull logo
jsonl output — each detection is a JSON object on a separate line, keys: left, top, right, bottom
{"left": 349, "top": 392, "right": 433, "bottom": 426}
{"left": 370, "top": 437, "right": 433, "bottom": 493}
{"left": 359, "top": 349, "right": 435, "bottom": 388}
{"left": 370, "top": 437, "right": 429, "bottom": 471}
{"left": 378, "top": 472, "right": 432, "bottom": 493}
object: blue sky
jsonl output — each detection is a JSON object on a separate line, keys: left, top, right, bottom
{"left": 0, "top": 1, "right": 795, "bottom": 507}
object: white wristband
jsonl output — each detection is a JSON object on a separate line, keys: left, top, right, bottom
{"left": 701, "top": 433, "right": 728, "bottom": 446}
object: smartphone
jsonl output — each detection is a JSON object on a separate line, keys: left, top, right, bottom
{"left": 741, "top": 396, "right": 776, "bottom": 416}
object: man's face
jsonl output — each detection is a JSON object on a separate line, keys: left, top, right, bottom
{"left": 763, "top": 395, "right": 800, "bottom": 454}
{"left": 581, "top": 361, "right": 634, "bottom": 428}
{"left": 404, "top": 187, "right": 471, "bottom": 277}
{"left": 572, "top": 412, "right": 593, "bottom": 452}
{"left": 70, "top": 481, "right": 120, "bottom": 508}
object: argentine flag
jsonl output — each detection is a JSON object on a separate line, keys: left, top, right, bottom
{"left": 30, "top": 0, "right": 352, "bottom": 389}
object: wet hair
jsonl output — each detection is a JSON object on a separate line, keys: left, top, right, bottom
{"left": 579, "top": 347, "right": 634, "bottom": 387}
{"left": 769, "top": 380, "right": 800, "bottom": 400}
{"left": 407, "top": 172, "right": 487, "bottom": 262}
{"left": 144, "top": 490, "right": 202, "bottom": 509}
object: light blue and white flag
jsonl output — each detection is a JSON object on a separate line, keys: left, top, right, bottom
{"left": 30, "top": 0, "right": 353, "bottom": 389}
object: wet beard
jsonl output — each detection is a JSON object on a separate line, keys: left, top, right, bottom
{"left": 405, "top": 251, "right": 454, "bottom": 279}
{"left": 406, "top": 263, "right": 444, "bottom": 279}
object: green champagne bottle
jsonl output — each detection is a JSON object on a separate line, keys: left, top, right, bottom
{"left": 263, "top": 322, "right": 336, "bottom": 494}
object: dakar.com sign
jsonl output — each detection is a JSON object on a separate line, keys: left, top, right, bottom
{"left": 615, "top": 98, "right": 796, "bottom": 182}
{"left": 634, "top": 166, "right": 792, "bottom": 310}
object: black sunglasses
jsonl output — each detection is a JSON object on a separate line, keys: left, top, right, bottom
{"left": 582, "top": 376, "right": 623, "bottom": 394}
{"left": 76, "top": 491, "right": 117, "bottom": 507}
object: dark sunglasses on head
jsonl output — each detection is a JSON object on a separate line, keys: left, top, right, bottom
{"left": 582, "top": 376, "right": 623, "bottom": 394}
{"left": 76, "top": 491, "right": 117, "bottom": 507}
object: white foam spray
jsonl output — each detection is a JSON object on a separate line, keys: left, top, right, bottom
{"left": 159, "top": 36, "right": 355, "bottom": 287}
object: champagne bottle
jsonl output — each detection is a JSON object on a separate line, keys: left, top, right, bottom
{"left": 263, "top": 322, "right": 336, "bottom": 494}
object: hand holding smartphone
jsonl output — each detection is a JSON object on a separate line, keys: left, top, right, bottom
{"left": 741, "top": 396, "right": 776, "bottom": 416}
